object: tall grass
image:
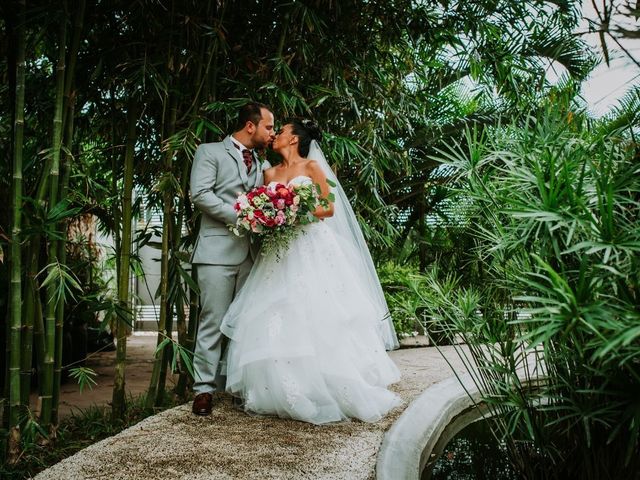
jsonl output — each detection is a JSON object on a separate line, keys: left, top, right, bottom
{"left": 419, "top": 100, "right": 640, "bottom": 479}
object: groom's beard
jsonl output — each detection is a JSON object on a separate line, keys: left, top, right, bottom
{"left": 252, "top": 138, "right": 270, "bottom": 150}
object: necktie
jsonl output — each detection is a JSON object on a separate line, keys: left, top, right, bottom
{"left": 241, "top": 149, "right": 253, "bottom": 173}
{"left": 233, "top": 141, "right": 253, "bottom": 173}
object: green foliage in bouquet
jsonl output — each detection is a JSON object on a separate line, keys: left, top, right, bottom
{"left": 231, "top": 180, "right": 336, "bottom": 260}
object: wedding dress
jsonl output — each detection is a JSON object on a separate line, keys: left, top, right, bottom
{"left": 220, "top": 145, "right": 401, "bottom": 425}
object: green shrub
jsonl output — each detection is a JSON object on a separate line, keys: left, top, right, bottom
{"left": 419, "top": 98, "right": 640, "bottom": 479}
{"left": 379, "top": 261, "right": 427, "bottom": 338}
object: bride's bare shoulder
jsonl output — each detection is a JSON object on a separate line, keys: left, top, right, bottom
{"left": 263, "top": 166, "right": 278, "bottom": 183}
{"left": 304, "top": 159, "right": 324, "bottom": 175}
{"left": 303, "top": 158, "right": 320, "bottom": 168}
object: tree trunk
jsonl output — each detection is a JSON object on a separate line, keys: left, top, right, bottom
{"left": 111, "top": 101, "right": 138, "bottom": 422}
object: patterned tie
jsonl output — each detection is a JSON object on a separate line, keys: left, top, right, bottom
{"left": 233, "top": 141, "right": 253, "bottom": 173}
{"left": 241, "top": 149, "right": 253, "bottom": 173}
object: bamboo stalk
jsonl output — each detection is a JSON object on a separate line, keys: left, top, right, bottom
{"left": 111, "top": 101, "right": 138, "bottom": 422}
{"left": 20, "top": 266, "right": 35, "bottom": 408}
{"left": 40, "top": 6, "right": 68, "bottom": 429}
{"left": 144, "top": 205, "right": 172, "bottom": 408}
{"left": 145, "top": 5, "right": 177, "bottom": 408}
{"left": 175, "top": 58, "right": 210, "bottom": 393}
{"left": 180, "top": 274, "right": 200, "bottom": 394}
{"left": 9, "top": 0, "right": 27, "bottom": 443}
{"left": 20, "top": 236, "right": 47, "bottom": 418}
{"left": 109, "top": 87, "right": 122, "bottom": 289}
{"left": 173, "top": 158, "right": 192, "bottom": 399}
{"left": 205, "top": 1, "right": 227, "bottom": 143}
{"left": 51, "top": 99, "right": 74, "bottom": 426}
{"left": 158, "top": 156, "right": 189, "bottom": 401}
{"left": 52, "top": 0, "right": 85, "bottom": 425}
{"left": 23, "top": 245, "right": 47, "bottom": 407}
{"left": 173, "top": 299, "right": 188, "bottom": 399}
{"left": 62, "top": 0, "right": 85, "bottom": 129}
{"left": 155, "top": 305, "right": 174, "bottom": 406}
{"left": 146, "top": 93, "right": 178, "bottom": 409}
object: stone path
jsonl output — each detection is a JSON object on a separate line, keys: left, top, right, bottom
{"left": 36, "top": 346, "right": 467, "bottom": 480}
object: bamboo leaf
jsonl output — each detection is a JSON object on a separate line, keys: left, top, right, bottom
{"left": 68, "top": 367, "right": 98, "bottom": 393}
{"left": 38, "top": 261, "right": 82, "bottom": 306}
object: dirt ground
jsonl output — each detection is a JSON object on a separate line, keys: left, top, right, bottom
{"left": 30, "top": 334, "right": 175, "bottom": 419}
{"left": 36, "top": 343, "right": 465, "bottom": 480}
{"left": 44, "top": 334, "right": 426, "bottom": 419}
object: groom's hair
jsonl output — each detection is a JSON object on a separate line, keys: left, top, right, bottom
{"left": 234, "top": 102, "right": 271, "bottom": 132}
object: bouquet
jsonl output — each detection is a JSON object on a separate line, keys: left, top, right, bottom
{"left": 230, "top": 181, "right": 334, "bottom": 258}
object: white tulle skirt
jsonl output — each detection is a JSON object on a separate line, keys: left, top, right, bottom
{"left": 220, "top": 221, "right": 402, "bottom": 425}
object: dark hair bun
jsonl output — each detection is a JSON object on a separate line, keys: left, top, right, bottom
{"left": 301, "top": 119, "right": 322, "bottom": 141}
{"left": 290, "top": 118, "right": 322, "bottom": 157}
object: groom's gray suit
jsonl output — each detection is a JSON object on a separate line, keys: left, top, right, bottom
{"left": 190, "top": 135, "right": 267, "bottom": 394}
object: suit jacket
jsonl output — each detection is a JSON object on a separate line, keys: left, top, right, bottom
{"left": 190, "top": 135, "right": 269, "bottom": 265}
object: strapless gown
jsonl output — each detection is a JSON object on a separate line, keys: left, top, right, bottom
{"left": 220, "top": 176, "right": 402, "bottom": 424}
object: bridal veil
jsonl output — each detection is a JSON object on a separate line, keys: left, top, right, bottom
{"left": 308, "top": 140, "right": 400, "bottom": 351}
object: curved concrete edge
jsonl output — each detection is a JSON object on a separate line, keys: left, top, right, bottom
{"left": 377, "top": 360, "right": 544, "bottom": 480}
{"left": 376, "top": 372, "right": 483, "bottom": 480}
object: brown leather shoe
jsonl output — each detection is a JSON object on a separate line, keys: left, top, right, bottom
{"left": 192, "top": 392, "right": 213, "bottom": 416}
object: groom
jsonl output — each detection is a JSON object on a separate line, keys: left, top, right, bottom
{"left": 189, "top": 102, "right": 275, "bottom": 415}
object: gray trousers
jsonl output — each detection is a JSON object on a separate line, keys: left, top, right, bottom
{"left": 192, "top": 255, "right": 253, "bottom": 394}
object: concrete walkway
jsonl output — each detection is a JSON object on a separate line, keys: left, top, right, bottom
{"left": 36, "top": 345, "right": 467, "bottom": 480}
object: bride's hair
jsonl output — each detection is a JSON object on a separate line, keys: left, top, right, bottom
{"left": 290, "top": 118, "right": 322, "bottom": 157}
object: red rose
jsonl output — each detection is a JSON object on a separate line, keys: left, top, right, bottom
{"left": 254, "top": 210, "right": 266, "bottom": 222}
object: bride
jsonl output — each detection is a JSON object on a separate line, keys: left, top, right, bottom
{"left": 220, "top": 119, "right": 401, "bottom": 424}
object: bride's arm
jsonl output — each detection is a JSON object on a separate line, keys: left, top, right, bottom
{"left": 307, "top": 161, "right": 334, "bottom": 219}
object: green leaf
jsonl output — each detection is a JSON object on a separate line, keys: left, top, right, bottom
{"left": 47, "top": 199, "right": 82, "bottom": 223}
{"left": 38, "top": 261, "right": 83, "bottom": 306}
{"left": 68, "top": 367, "right": 98, "bottom": 393}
